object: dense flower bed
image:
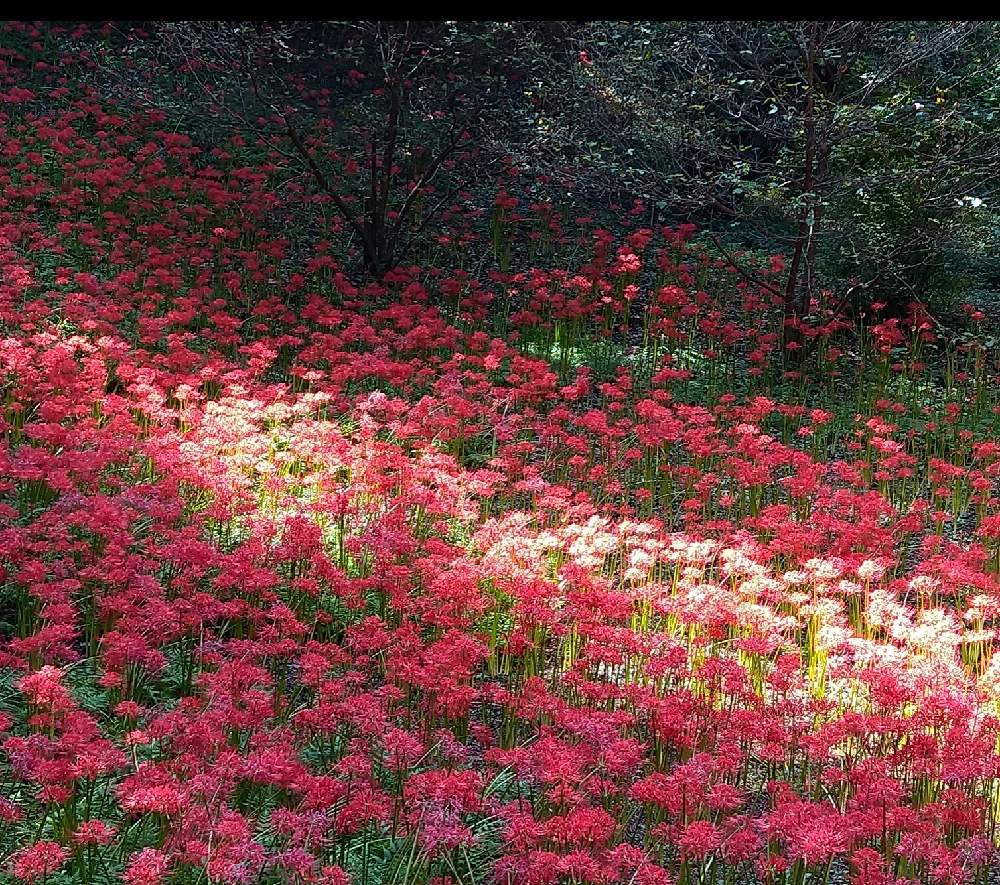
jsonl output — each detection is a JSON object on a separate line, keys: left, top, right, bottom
{"left": 2, "top": 21, "right": 1000, "bottom": 885}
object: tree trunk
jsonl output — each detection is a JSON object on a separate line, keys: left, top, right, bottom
{"left": 782, "top": 25, "right": 820, "bottom": 361}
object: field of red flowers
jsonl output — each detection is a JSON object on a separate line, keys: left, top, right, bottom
{"left": 3, "top": 21, "right": 1000, "bottom": 885}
